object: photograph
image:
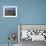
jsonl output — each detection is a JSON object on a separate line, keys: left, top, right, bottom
{"left": 3, "top": 6, "right": 17, "bottom": 17}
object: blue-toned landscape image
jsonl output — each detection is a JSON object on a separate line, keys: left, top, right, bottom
{"left": 5, "top": 8, "right": 16, "bottom": 16}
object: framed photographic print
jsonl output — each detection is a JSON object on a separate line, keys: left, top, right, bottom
{"left": 18, "top": 24, "right": 46, "bottom": 42}
{"left": 3, "top": 6, "right": 17, "bottom": 17}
